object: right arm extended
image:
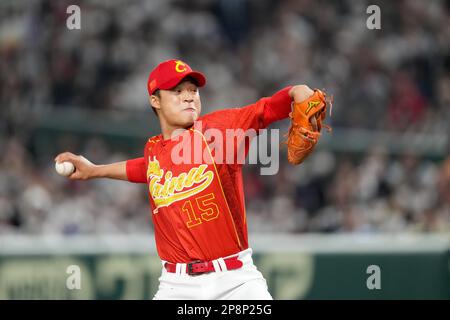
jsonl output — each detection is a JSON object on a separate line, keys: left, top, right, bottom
{"left": 54, "top": 152, "right": 146, "bottom": 183}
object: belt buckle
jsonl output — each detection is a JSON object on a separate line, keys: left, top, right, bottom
{"left": 187, "top": 260, "right": 203, "bottom": 276}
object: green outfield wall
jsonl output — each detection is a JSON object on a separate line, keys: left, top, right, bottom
{"left": 0, "top": 234, "right": 449, "bottom": 299}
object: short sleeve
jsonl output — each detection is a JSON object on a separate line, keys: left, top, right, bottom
{"left": 126, "top": 157, "right": 147, "bottom": 183}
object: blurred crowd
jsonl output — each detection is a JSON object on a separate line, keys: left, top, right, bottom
{"left": 1, "top": 135, "right": 449, "bottom": 235}
{"left": 0, "top": 0, "right": 449, "bottom": 235}
{"left": 246, "top": 148, "right": 450, "bottom": 233}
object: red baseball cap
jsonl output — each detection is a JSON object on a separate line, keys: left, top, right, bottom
{"left": 147, "top": 59, "right": 207, "bottom": 96}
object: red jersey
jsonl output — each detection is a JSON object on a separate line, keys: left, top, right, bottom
{"left": 126, "top": 87, "right": 292, "bottom": 263}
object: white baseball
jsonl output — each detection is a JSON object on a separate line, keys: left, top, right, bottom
{"left": 55, "top": 161, "right": 75, "bottom": 177}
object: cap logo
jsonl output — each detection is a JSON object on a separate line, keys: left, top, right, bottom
{"left": 175, "top": 60, "right": 187, "bottom": 73}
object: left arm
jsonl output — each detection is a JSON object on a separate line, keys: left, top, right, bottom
{"left": 263, "top": 85, "right": 315, "bottom": 127}
{"left": 196, "top": 84, "right": 321, "bottom": 166}
{"left": 198, "top": 84, "right": 315, "bottom": 130}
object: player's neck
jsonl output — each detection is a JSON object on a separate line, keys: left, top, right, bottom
{"left": 160, "top": 122, "right": 191, "bottom": 141}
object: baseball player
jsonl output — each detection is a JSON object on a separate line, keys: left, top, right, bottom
{"left": 55, "top": 59, "right": 329, "bottom": 299}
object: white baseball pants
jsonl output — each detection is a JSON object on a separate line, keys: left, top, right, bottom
{"left": 153, "top": 248, "right": 273, "bottom": 300}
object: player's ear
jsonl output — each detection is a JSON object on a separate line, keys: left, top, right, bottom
{"left": 149, "top": 94, "right": 161, "bottom": 111}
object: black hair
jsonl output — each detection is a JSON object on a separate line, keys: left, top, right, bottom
{"left": 181, "top": 76, "right": 199, "bottom": 87}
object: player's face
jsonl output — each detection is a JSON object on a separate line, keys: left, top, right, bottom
{"left": 156, "top": 80, "right": 202, "bottom": 129}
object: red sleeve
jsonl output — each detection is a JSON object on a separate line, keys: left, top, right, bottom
{"left": 199, "top": 86, "right": 293, "bottom": 131}
{"left": 126, "top": 157, "right": 147, "bottom": 183}
{"left": 197, "top": 86, "right": 293, "bottom": 166}
{"left": 263, "top": 86, "right": 293, "bottom": 127}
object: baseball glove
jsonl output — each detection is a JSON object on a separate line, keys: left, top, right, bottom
{"left": 285, "top": 89, "right": 331, "bottom": 165}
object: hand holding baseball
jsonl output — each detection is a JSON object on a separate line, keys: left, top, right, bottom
{"left": 55, "top": 161, "right": 75, "bottom": 176}
{"left": 54, "top": 152, "right": 96, "bottom": 180}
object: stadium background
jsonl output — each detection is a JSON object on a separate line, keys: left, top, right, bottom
{"left": 0, "top": 0, "right": 449, "bottom": 299}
